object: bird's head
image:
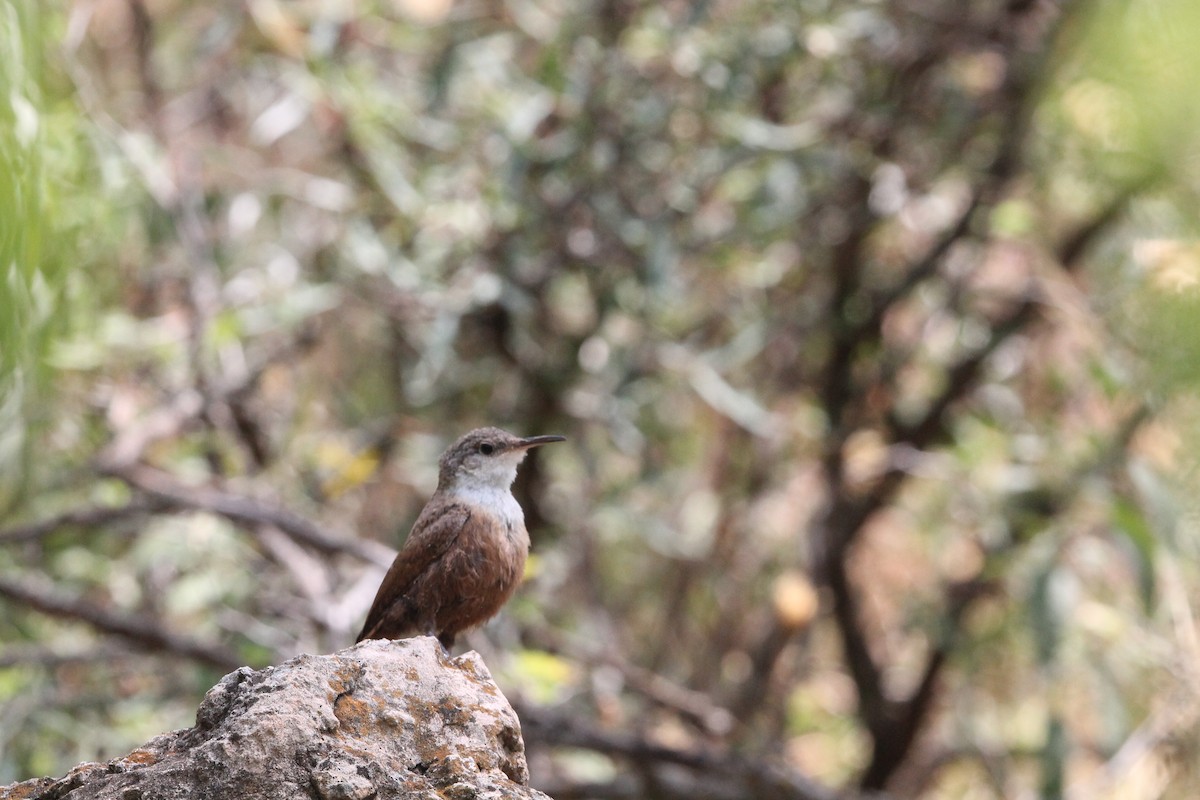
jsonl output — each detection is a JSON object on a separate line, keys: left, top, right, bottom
{"left": 437, "top": 427, "right": 565, "bottom": 492}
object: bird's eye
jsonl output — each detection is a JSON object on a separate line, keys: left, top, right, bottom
{"left": 479, "top": 442, "right": 495, "bottom": 455}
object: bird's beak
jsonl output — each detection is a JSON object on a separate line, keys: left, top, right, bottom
{"left": 514, "top": 434, "right": 566, "bottom": 450}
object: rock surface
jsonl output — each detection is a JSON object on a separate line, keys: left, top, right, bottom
{"left": 0, "top": 637, "right": 553, "bottom": 800}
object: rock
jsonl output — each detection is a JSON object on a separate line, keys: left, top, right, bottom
{"left": 0, "top": 637, "right": 553, "bottom": 800}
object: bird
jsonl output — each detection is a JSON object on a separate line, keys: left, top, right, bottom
{"left": 355, "top": 427, "right": 565, "bottom": 650}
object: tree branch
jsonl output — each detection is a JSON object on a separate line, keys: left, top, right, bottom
{"left": 0, "top": 574, "right": 244, "bottom": 673}
{"left": 106, "top": 464, "right": 395, "bottom": 567}
{"left": 0, "top": 498, "right": 167, "bottom": 544}
{"left": 518, "top": 706, "right": 859, "bottom": 800}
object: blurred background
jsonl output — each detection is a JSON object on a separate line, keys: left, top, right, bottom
{"left": 2, "top": 0, "right": 1200, "bottom": 797}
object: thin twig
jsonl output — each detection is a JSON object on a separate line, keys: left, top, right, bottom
{"left": 518, "top": 706, "right": 853, "bottom": 800}
{"left": 0, "top": 498, "right": 166, "bottom": 544}
{"left": 0, "top": 574, "right": 244, "bottom": 673}
{"left": 532, "top": 627, "right": 736, "bottom": 737}
{"left": 0, "top": 642, "right": 145, "bottom": 669}
{"left": 108, "top": 464, "right": 395, "bottom": 567}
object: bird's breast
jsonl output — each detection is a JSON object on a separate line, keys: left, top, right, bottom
{"left": 447, "top": 484, "right": 528, "bottom": 548}
{"left": 450, "top": 502, "right": 529, "bottom": 599}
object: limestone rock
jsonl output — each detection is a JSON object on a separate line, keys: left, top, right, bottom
{"left": 0, "top": 637, "right": 553, "bottom": 800}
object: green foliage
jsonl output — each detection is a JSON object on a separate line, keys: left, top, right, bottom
{"left": 1111, "top": 496, "right": 1157, "bottom": 612}
{"left": 0, "top": 1, "right": 126, "bottom": 512}
{"left": 1069, "top": 0, "right": 1200, "bottom": 178}
{"left": 0, "top": 0, "right": 54, "bottom": 510}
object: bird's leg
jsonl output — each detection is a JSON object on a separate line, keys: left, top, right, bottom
{"left": 418, "top": 616, "right": 453, "bottom": 656}
{"left": 415, "top": 605, "right": 438, "bottom": 640}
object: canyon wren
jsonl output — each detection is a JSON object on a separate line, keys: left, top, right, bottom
{"left": 356, "top": 427, "right": 565, "bottom": 649}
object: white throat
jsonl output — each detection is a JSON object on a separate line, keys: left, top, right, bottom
{"left": 447, "top": 481, "right": 524, "bottom": 528}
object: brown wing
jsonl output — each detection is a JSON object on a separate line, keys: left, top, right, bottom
{"left": 355, "top": 502, "right": 472, "bottom": 642}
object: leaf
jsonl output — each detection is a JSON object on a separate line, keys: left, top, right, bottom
{"left": 508, "top": 649, "right": 576, "bottom": 705}
{"left": 1028, "top": 554, "right": 1076, "bottom": 668}
{"left": 1039, "top": 714, "right": 1067, "bottom": 800}
{"left": 1111, "top": 497, "right": 1158, "bottom": 613}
